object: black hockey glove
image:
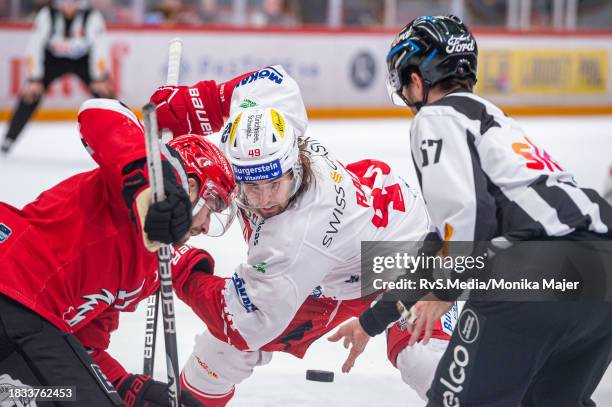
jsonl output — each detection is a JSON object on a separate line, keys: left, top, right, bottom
{"left": 116, "top": 374, "right": 203, "bottom": 407}
{"left": 123, "top": 159, "right": 192, "bottom": 245}
{"left": 144, "top": 181, "right": 192, "bottom": 245}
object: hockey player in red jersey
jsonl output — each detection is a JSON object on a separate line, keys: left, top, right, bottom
{"left": 149, "top": 65, "right": 454, "bottom": 405}
{"left": 0, "top": 98, "right": 236, "bottom": 406}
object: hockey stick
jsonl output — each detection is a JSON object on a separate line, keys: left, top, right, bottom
{"left": 142, "top": 292, "right": 159, "bottom": 376}
{"left": 142, "top": 38, "right": 183, "bottom": 407}
{"left": 143, "top": 38, "right": 183, "bottom": 378}
{"left": 142, "top": 104, "right": 181, "bottom": 407}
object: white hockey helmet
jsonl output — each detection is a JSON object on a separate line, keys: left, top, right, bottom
{"left": 224, "top": 107, "right": 302, "bottom": 211}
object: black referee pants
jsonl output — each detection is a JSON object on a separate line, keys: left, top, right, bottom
{"left": 3, "top": 51, "right": 114, "bottom": 147}
{"left": 426, "top": 301, "right": 612, "bottom": 407}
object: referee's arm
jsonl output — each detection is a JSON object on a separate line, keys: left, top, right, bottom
{"left": 86, "top": 10, "right": 110, "bottom": 82}
{"left": 26, "top": 7, "right": 52, "bottom": 81}
{"left": 360, "top": 113, "right": 483, "bottom": 336}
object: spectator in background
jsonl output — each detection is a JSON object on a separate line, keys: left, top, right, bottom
{"left": 198, "top": 0, "right": 232, "bottom": 24}
{"left": 156, "top": 0, "right": 182, "bottom": 23}
{"left": 343, "top": 0, "right": 383, "bottom": 26}
{"left": 250, "top": 0, "right": 297, "bottom": 27}
{"left": 578, "top": 0, "right": 612, "bottom": 29}
{"left": 530, "top": 0, "right": 554, "bottom": 28}
{"left": 154, "top": 0, "right": 201, "bottom": 25}
{"left": 465, "top": 0, "right": 506, "bottom": 27}
{"left": 0, "top": 0, "right": 9, "bottom": 19}
{"left": 293, "top": 0, "right": 326, "bottom": 25}
{"left": 1, "top": 0, "right": 113, "bottom": 154}
{"left": 91, "top": 0, "right": 135, "bottom": 23}
{"left": 199, "top": 0, "right": 219, "bottom": 23}
{"left": 0, "top": 0, "right": 51, "bottom": 21}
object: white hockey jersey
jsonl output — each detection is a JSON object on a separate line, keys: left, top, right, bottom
{"left": 215, "top": 66, "right": 431, "bottom": 350}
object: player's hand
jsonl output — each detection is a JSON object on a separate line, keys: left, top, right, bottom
{"left": 90, "top": 79, "right": 114, "bottom": 98}
{"left": 328, "top": 318, "right": 371, "bottom": 373}
{"left": 143, "top": 160, "right": 192, "bottom": 245}
{"left": 406, "top": 293, "right": 452, "bottom": 346}
{"left": 122, "top": 159, "right": 192, "bottom": 248}
{"left": 150, "top": 85, "right": 197, "bottom": 137}
{"left": 115, "top": 374, "right": 204, "bottom": 406}
{"left": 150, "top": 81, "right": 225, "bottom": 137}
{"left": 22, "top": 80, "right": 44, "bottom": 103}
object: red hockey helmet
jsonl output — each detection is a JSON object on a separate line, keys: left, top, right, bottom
{"left": 167, "top": 134, "right": 237, "bottom": 236}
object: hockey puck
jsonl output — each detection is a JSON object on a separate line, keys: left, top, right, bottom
{"left": 306, "top": 369, "right": 334, "bottom": 382}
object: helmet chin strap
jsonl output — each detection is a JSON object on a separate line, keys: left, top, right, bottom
{"left": 414, "top": 82, "right": 431, "bottom": 111}
{"left": 399, "top": 80, "right": 431, "bottom": 112}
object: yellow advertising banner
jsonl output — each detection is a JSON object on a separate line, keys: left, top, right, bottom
{"left": 477, "top": 49, "right": 608, "bottom": 96}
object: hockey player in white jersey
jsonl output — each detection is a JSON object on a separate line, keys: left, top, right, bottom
{"left": 150, "top": 65, "right": 453, "bottom": 405}
{"left": 332, "top": 15, "right": 612, "bottom": 407}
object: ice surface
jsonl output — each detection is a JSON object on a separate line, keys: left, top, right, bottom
{"left": 1, "top": 117, "right": 611, "bottom": 406}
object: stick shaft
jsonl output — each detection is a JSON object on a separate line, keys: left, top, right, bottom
{"left": 143, "top": 291, "right": 159, "bottom": 376}
{"left": 161, "top": 38, "right": 183, "bottom": 143}
{"left": 166, "top": 38, "right": 182, "bottom": 86}
{"left": 142, "top": 104, "right": 181, "bottom": 407}
{"left": 141, "top": 37, "right": 183, "bottom": 407}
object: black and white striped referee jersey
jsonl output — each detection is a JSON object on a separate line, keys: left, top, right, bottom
{"left": 26, "top": 4, "right": 109, "bottom": 81}
{"left": 409, "top": 92, "right": 612, "bottom": 242}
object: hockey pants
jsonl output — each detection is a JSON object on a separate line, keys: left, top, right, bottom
{"left": 0, "top": 294, "right": 124, "bottom": 406}
{"left": 426, "top": 301, "right": 612, "bottom": 407}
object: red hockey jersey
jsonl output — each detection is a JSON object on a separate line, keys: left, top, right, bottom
{"left": 0, "top": 99, "right": 211, "bottom": 383}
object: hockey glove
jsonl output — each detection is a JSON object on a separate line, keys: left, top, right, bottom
{"left": 150, "top": 82, "right": 223, "bottom": 137}
{"left": 143, "top": 163, "right": 192, "bottom": 245}
{"left": 122, "top": 158, "right": 192, "bottom": 248}
{"left": 115, "top": 374, "right": 203, "bottom": 407}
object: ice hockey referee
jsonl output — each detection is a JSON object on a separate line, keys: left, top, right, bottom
{"left": 1, "top": 0, "right": 114, "bottom": 154}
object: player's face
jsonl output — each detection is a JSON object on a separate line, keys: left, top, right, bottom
{"left": 241, "top": 173, "right": 294, "bottom": 218}
{"left": 186, "top": 204, "right": 212, "bottom": 241}
{"left": 402, "top": 83, "right": 421, "bottom": 113}
{"left": 180, "top": 182, "right": 210, "bottom": 243}
{"left": 401, "top": 72, "right": 425, "bottom": 113}
{"left": 183, "top": 177, "right": 237, "bottom": 242}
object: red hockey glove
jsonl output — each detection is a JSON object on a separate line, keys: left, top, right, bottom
{"left": 150, "top": 82, "right": 224, "bottom": 137}
{"left": 115, "top": 374, "right": 204, "bottom": 407}
{"left": 171, "top": 245, "right": 216, "bottom": 300}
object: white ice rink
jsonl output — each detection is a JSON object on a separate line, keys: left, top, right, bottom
{"left": 1, "top": 116, "right": 611, "bottom": 406}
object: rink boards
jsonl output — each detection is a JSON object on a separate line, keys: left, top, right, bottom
{"left": 0, "top": 24, "right": 611, "bottom": 119}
